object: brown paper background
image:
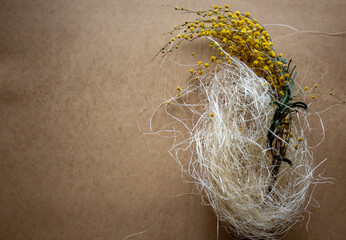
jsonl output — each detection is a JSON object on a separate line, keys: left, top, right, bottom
{"left": 0, "top": 0, "right": 345, "bottom": 239}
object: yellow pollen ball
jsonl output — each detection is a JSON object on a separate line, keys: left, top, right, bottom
{"left": 298, "top": 137, "right": 303, "bottom": 141}
{"left": 304, "top": 86, "right": 308, "bottom": 90}
{"left": 176, "top": 86, "right": 181, "bottom": 91}
{"left": 189, "top": 69, "right": 194, "bottom": 74}
{"left": 269, "top": 51, "right": 276, "bottom": 57}
{"left": 204, "top": 63, "right": 210, "bottom": 67}
{"left": 210, "top": 112, "right": 214, "bottom": 117}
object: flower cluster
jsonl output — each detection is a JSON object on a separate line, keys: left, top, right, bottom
{"left": 159, "top": 5, "right": 297, "bottom": 99}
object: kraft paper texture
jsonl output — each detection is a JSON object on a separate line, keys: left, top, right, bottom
{"left": 0, "top": 1, "right": 345, "bottom": 239}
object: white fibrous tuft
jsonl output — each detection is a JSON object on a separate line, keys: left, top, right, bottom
{"left": 160, "top": 58, "right": 316, "bottom": 239}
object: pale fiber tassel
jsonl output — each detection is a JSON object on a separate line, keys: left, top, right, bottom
{"left": 173, "top": 58, "right": 313, "bottom": 239}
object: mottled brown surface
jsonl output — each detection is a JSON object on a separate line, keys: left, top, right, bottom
{"left": 0, "top": 0, "right": 345, "bottom": 239}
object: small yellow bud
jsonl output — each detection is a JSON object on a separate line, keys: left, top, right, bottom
{"left": 189, "top": 69, "right": 194, "bottom": 74}
{"left": 210, "top": 112, "right": 214, "bottom": 117}
{"left": 298, "top": 137, "right": 303, "bottom": 141}
{"left": 204, "top": 63, "right": 210, "bottom": 68}
{"left": 176, "top": 86, "right": 181, "bottom": 91}
{"left": 304, "top": 86, "right": 308, "bottom": 91}
{"left": 269, "top": 51, "right": 276, "bottom": 58}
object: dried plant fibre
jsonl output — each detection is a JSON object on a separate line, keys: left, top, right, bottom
{"left": 176, "top": 59, "right": 313, "bottom": 239}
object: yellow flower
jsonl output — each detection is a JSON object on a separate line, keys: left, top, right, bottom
{"left": 269, "top": 51, "right": 276, "bottom": 58}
